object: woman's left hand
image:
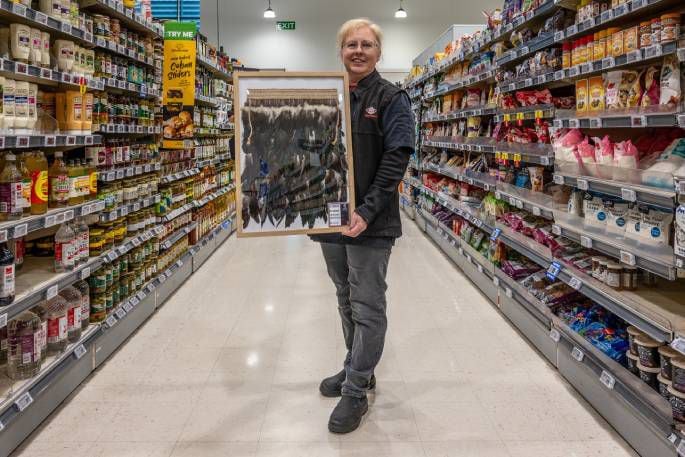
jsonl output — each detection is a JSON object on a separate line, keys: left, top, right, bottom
{"left": 342, "top": 212, "right": 368, "bottom": 238}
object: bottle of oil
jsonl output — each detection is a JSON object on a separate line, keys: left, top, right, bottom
{"left": 26, "top": 150, "right": 48, "bottom": 215}
{"left": 67, "top": 159, "right": 84, "bottom": 206}
{"left": 48, "top": 150, "right": 69, "bottom": 208}
{"left": 17, "top": 153, "right": 31, "bottom": 215}
{"left": 0, "top": 241, "right": 15, "bottom": 306}
{"left": 86, "top": 158, "right": 97, "bottom": 201}
{"left": 0, "top": 154, "right": 24, "bottom": 221}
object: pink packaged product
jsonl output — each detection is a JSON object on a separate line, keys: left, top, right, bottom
{"left": 532, "top": 226, "right": 555, "bottom": 246}
{"left": 576, "top": 137, "right": 596, "bottom": 163}
{"left": 502, "top": 260, "right": 541, "bottom": 280}
{"left": 613, "top": 140, "right": 639, "bottom": 168}
{"left": 553, "top": 128, "right": 584, "bottom": 162}
{"left": 593, "top": 135, "right": 614, "bottom": 165}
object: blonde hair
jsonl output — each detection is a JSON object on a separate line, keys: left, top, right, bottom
{"left": 337, "top": 18, "right": 383, "bottom": 53}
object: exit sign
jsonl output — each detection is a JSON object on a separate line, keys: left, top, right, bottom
{"left": 277, "top": 21, "right": 296, "bottom": 31}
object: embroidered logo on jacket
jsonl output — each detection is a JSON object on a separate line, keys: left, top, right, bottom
{"left": 364, "top": 107, "right": 378, "bottom": 119}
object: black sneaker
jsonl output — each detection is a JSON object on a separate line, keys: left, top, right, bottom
{"left": 319, "top": 370, "right": 376, "bottom": 397}
{"left": 328, "top": 395, "right": 368, "bottom": 434}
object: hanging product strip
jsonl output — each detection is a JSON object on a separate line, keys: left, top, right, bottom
{"left": 404, "top": 1, "right": 685, "bottom": 455}
{"left": 0, "top": 13, "right": 240, "bottom": 456}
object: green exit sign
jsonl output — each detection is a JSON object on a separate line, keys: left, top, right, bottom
{"left": 277, "top": 21, "right": 296, "bottom": 31}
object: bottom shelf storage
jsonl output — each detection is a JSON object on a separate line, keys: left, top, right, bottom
{"left": 411, "top": 208, "right": 681, "bottom": 457}
{"left": 0, "top": 216, "right": 237, "bottom": 457}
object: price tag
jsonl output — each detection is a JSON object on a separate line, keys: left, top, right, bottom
{"left": 546, "top": 261, "right": 562, "bottom": 281}
{"left": 644, "top": 44, "right": 662, "bottom": 59}
{"left": 589, "top": 118, "right": 602, "bottom": 128}
{"left": 128, "top": 82, "right": 135, "bottom": 91}
{"left": 61, "top": 22, "right": 72, "bottom": 34}
{"left": 84, "top": 32, "right": 92, "bottom": 42}
{"left": 159, "top": 273, "right": 167, "bottom": 283}
{"left": 15, "top": 62, "right": 28, "bottom": 75}
{"left": 567, "top": 24, "right": 578, "bottom": 36}
{"left": 571, "top": 347, "right": 585, "bottom": 362}
{"left": 677, "top": 440, "right": 685, "bottom": 457}
{"left": 79, "top": 266, "right": 91, "bottom": 279}
{"left": 549, "top": 328, "right": 561, "bottom": 342}
{"left": 671, "top": 337, "right": 685, "bottom": 355}
{"left": 11, "top": 2, "right": 26, "bottom": 16}
{"left": 73, "top": 344, "right": 87, "bottom": 360}
{"left": 65, "top": 135, "right": 76, "bottom": 146}
{"left": 532, "top": 206, "right": 542, "bottom": 216}
{"left": 600, "top": 10, "right": 613, "bottom": 22}
{"left": 519, "top": 46, "right": 529, "bottom": 57}
{"left": 16, "top": 136, "right": 30, "bottom": 148}
{"left": 614, "top": 3, "right": 628, "bottom": 17}
{"left": 15, "top": 392, "right": 33, "bottom": 412}
{"left": 580, "top": 235, "right": 593, "bottom": 248}
{"left": 124, "top": 301, "right": 134, "bottom": 312}
{"left": 34, "top": 11, "right": 49, "bottom": 24}
{"left": 569, "top": 276, "right": 583, "bottom": 290}
{"left": 621, "top": 188, "right": 637, "bottom": 202}
{"left": 107, "top": 251, "right": 118, "bottom": 262}
{"left": 602, "top": 57, "right": 615, "bottom": 69}
{"left": 0, "top": 313, "right": 6, "bottom": 328}
{"left": 477, "top": 264, "right": 484, "bottom": 274}
{"left": 84, "top": 135, "right": 94, "bottom": 145}
{"left": 14, "top": 223, "right": 27, "bottom": 238}
{"left": 116, "top": 170, "right": 124, "bottom": 179}
{"left": 136, "top": 291, "right": 146, "bottom": 301}
{"left": 40, "top": 67, "right": 52, "bottom": 80}
{"left": 115, "top": 308, "right": 126, "bottom": 320}
{"left": 600, "top": 370, "right": 616, "bottom": 389}
{"left": 669, "top": 433, "right": 679, "bottom": 445}
{"left": 46, "top": 284, "right": 59, "bottom": 300}
{"left": 106, "top": 315, "right": 117, "bottom": 327}
{"left": 493, "top": 276, "right": 500, "bottom": 287}
{"left": 44, "top": 214, "right": 57, "bottom": 228}
{"left": 580, "top": 63, "right": 592, "bottom": 74}
{"left": 81, "top": 204, "right": 92, "bottom": 215}
{"left": 626, "top": 50, "right": 642, "bottom": 64}
{"left": 620, "top": 250, "right": 636, "bottom": 266}
{"left": 551, "top": 224, "right": 562, "bottom": 235}
{"left": 553, "top": 174, "right": 564, "bottom": 185}
{"left": 576, "top": 178, "right": 589, "bottom": 190}
{"left": 554, "top": 31, "right": 564, "bottom": 42}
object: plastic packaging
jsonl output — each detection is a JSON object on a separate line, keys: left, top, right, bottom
{"left": 7, "top": 311, "right": 41, "bottom": 380}
{"left": 10, "top": 24, "right": 31, "bottom": 62}
{"left": 45, "top": 294, "right": 68, "bottom": 355}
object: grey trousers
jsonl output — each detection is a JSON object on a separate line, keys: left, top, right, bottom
{"left": 320, "top": 242, "right": 392, "bottom": 398}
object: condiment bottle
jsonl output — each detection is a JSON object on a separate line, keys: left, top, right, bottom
{"left": 45, "top": 294, "right": 68, "bottom": 355}
{"left": 54, "top": 221, "right": 76, "bottom": 272}
{"left": 7, "top": 310, "right": 41, "bottom": 379}
{"left": 73, "top": 280, "right": 90, "bottom": 330}
{"left": 27, "top": 83, "right": 37, "bottom": 131}
{"left": 0, "top": 154, "right": 24, "bottom": 221}
{"left": 74, "top": 216, "right": 89, "bottom": 265}
{"left": 30, "top": 302, "right": 48, "bottom": 362}
{"left": 67, "top": 159, "right": 84, "bottom": 205}
{"left": 0, "top": 242, "right": 15, "bottom": 306}
{"left": 13, "top": 80, "right": 29, "bottom": 130}
{"left": 17, "top": 153, "right": 31, "bottom": 215}
{"left": 10, "top": 237, "right": 24, "bottom": 271}
{"left": 30, "top": 28, "right": 42, "bottom": 66}
{"left": 10, "top": 24, "right": 31, "bottom": 63}
{"left": 59, "top": 286, "right": 82, "bottom": 342}
{"left": 48, "top": 150, "right": 69, "bottom": 208}
{"left": 41, "top": 32, "right": 50, "bottom": 67}
{"left": 27, "top": 150, "right": 48, "bottom": 214}
{"left": 3, "top": 78, "right": 15, "bottom": 130}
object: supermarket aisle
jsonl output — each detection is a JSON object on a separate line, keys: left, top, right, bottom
{"left": 14, "top": 214, "right": 638, "bottom": 457}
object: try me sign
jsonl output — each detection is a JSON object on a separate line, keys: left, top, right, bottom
{"left": 277, "top": 21, "right": 296, "bottom": 31}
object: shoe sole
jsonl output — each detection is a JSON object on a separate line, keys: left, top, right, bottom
{"left": 319, "top": 379, "right": 376, "bottom": 398}
{"left": 328, "top": 402, "right": 369, "bottom": 434}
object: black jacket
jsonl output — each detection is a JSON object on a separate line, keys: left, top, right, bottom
{"left": 313, "top": 70, "right": 415, "bottom": 245}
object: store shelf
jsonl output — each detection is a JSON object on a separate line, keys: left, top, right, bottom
{"left": 0, "top": 58, "right": 103, "bottom": 91}
{"left": 0, "top": 0, "right": 94, "bottom": 48}
{"left": 557, "top": 0, "right": 683, "bottom": 45}
{"left": 0, "top": 134, "right": 102, "bottom": 150}
{"left": 421, "top": 185, "right": 495, "bottom": 233}
{"left": 0, "top": 324, "right": 100, "bottom": 434}
{"left": 192, "top": 185, "right": 235, "bottom": 209}
{"left": 553, "top": 111, "right": 681, "bottom": 129}
{"left": 103, "top": 77, "right": 160, "bottom": 98}
{"left": 159, "top": 222, "right": 197, "bottom": 251}
{"left": 80, "top": 0, "right": 162, "bottom": 37}
{"left": 552, "top": 172, "right": 676, "bottom": 210}
{"left": 0, "top": 200, "right": 106, "bottom": 242}
{"left": 494, "top": 104, "right": 556, "bottom": 122}
{"left": 99, "top": 194, "right": 160, "bottom": 223}
{"left": 195, "top": 153, "right": 231, "bottom": 168}
{"left": 494, "top": 183, "right": 556, "bottom": 220}
{"left": 193, "top": 127, "right": 233, "bottom": 137}
{"left": 195, "top": 94, "right": 225, "bottom": 107}
{"left": 96, "top": 124, "right": 160, "bottom": 135}
{"left": 97, "top": 162, "right": 161, "bottom": 182}
{"left": 423, "top": 164, "right": 497, "bottom": 192}
{"left": 422, "top": 137, "right": 496, "bottom": 153}
{"left": 498, "top": 69, "right": 558, "bottom": 94}
{"left": 160, "top": 168, "right": 200, "bottom": 184}
{"left": 551, "top": 216, "right": 677, "bottom": 280}
{"left": 424, "top": 69, "right": 497, "bottom": 100}
{"left": 423, "top": 107, "right": 497, "bottom": 123}
{"left": 494, "top": 142, "right": 554, "bottom": 166}
{"left": 196, "top": 55, "right": 233, "bottom": 81}
{"left": 93, "top": 35, "right": 155, "bottom": 67}
{"left": 496, "top": 33, "right": 556, "bottom": 67}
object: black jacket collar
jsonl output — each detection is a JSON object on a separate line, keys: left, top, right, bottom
{"left": 352, "top": 70, "right": 381, "bottom": 96}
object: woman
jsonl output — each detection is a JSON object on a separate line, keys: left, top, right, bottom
{"left": 311, "top": 18, "right": 415, "bottom": 434}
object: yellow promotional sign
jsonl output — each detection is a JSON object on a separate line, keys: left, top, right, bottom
{"left": 162, "top": 21, "right": 197, "bottom": 149}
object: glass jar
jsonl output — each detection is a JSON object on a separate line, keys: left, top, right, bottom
{"left": 89, "top": 228, "right": 105, "bottom": 256}
{"left": 90, "top": 292, "right": 106, "bottom": 322}
{"left": 104, "top": 288, "right": 113, "bottom": 314}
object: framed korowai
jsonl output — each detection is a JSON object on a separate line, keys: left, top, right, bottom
{"left": 234, "top": 72, "right": 355, "bottom": 237}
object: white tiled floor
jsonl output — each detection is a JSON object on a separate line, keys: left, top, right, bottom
{"left": 13, "top": 215, "right": 639, "bottom": 456}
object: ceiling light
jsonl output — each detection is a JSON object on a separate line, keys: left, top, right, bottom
{"left": 264, "top": 0, "right": 276, "bottom": 18}
{"left": 395, "top": 0, "right": 407, "bottom": 18}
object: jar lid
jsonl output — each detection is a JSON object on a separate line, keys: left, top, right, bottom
{"left": 671, "top": 356, "right": 685, "bottom": 369}
{"left": 636, "top": 361, "right": 661, "bottom": 374}
{"left": 626, "top": 350, "right": 638, "bottom": 361}
{"left": 635, "top": 335, "right": 661, "bottom": 348}
{"left": 658, "top": 373, "right": 672, "bottom": 385}
{"left": 659, "top": 345, "right": 679, "bottom": 358}
{"left": 668, "top": 384, "right": 685, "bottom": 399}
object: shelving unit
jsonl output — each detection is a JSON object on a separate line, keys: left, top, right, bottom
{"left": 404, "top": 0, "right": 685, "bottom": 453}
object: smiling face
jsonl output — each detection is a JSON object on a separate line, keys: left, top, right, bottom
{"left": 340, "top": 26, "right": 381, "bottom": 84}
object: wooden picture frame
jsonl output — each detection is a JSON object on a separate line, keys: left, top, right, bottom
{"left": 234, "top": 71, "right": 355, "bottom": 237}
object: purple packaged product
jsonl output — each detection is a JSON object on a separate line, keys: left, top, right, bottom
{"left": 638, "top": 363, "right": 661, "bottom": 391}
{"left": 626, "top": 351, "right": 640, "bottom": 375}
{"left": 669, "top": 386, "right": 685, "bottom": 430}
{"left": 659, "top": 346, "right": 679, "bottom": 380}
{"left": 634, "top": 335, "right": 661, "bottom": 368}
